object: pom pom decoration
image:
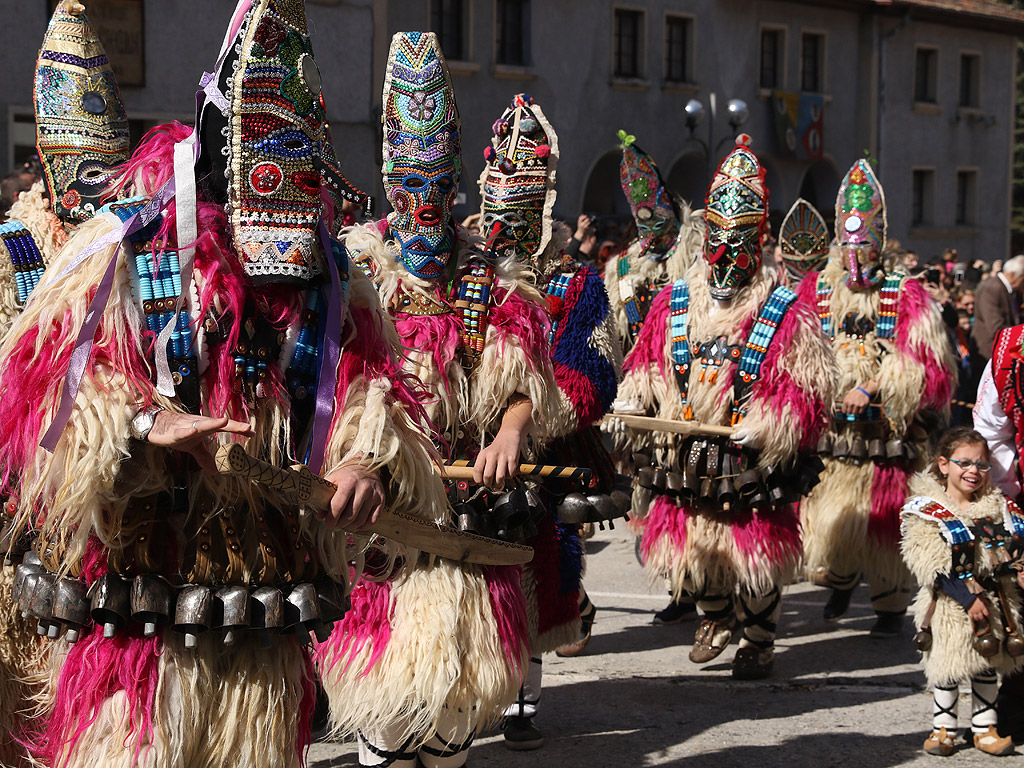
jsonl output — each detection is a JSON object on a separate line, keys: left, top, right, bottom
{"left": 735, "top": 133, "right": 752, "bottom": 147}
{"left": 534, "top": 144, "right": 551, "bottom": 158}
{"left": 483, "top": 146, "right": 497, "bottom": 162}
{"left": 492, "top": 118, "right": 509, "bottom": 137}
{"left": 498, "top": 157, "right": 515, "bottom": 175}
{"left": 546, "top": 293, "right": 565, "bottom": 320}
{"left": 514, "top": 93, "right": 533, "bottom": 107}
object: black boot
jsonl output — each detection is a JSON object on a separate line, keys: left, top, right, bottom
{"left": 870, "top": 610, "right": 905, "bottom": 638}
{"left": 823, "top": 586, "right": 855, "bottom": 622}
{"left": 653, "top": 597, "right": 698, "bottom": 625}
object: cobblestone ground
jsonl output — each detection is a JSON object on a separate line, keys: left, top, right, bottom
{"left": 308, "top": 525, "right": 1015, "bottom": 767}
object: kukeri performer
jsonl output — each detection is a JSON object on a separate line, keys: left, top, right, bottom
{"left": 614, "top": 137, "right": 835, "bottom": 679}
{"left": 317, "top": 33, "right": 559, "bottom": 768}
{"left": 777, "top": 198, "right": 829, "bottom": 289}
{"left": 478, "top": 92, "right": 625, "bottom": 748}
{"left": 0, "top": 1, "right": 446, "bottom": 764}
{"left": 602, "top": 131, "right": 705, "bottom": 624}
{"left": 796, "top": 159, "right": 955, "bottom": 637}
{"left": 0, "top": 2, "right": 132, "bottom": 762}
{"left": 900, "top": 428, "right": 1021, "bottom": 757}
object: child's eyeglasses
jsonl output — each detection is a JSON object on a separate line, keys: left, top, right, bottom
{"left": 945, "top": 457, "right": 992, "bottom": 472}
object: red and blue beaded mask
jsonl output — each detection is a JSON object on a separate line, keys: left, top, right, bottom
{"left": 34, "top": 0, "right": 130, "bottom": 224}
{"left": 702, "top": 137, "right": 768, "bottom": 301}
{"left": 836, "top": 159, "right": 886, "bottom": 291}
{"left": 479, "top": 93, "right": 557, "bottom": 266}
{"left": 619, "top": 133, "right": 680, "bottom": 262}
{"left": 382, "top": 32, "right": 461, "bottom": 279}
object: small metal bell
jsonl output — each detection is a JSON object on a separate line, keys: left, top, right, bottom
{"left": 914, "top": 627, "right": 933, "bottom": 652}
{"left": 1005, "top": 633, "right": 1024, "bottom": 658}
{"left": 215, "top": 585, "right": 251, "bottom": 646}
{"left": 868, "top": 439, "right": 886, "bottom": 460}
{"left": 637, "top": 466, "right": 656, "bottom": 491}
{"left": 850, "top": 435, "right": 868, "bottom": 460}
{"left": 130, "top": 574, "right": 174, "bottom": 637}
{"left": 665, "top": 472, "right": 684, "bottom": 499}
{"left": 28, "top": 572, "right": 57, "bottom": 636}
{"left": 251, "top": 586, "right": 285, "bottom": 648}
{"left": 12, "top": 552, "right": 42, "bottom": 606}
{"left": 973, "top": 625, "right": 1000, "bottom": 658}
{"left": 816, "top": 432, "right": 834, "bottom": 455}
{"left": 91, "top": 573, "right": 131, "bottom": 639}
{"left": 284, "top": 583, "right": 322, "bottom": 645}
{"left": 18, "top": 571, "right": 40, "bottom": 618}
{"left": 172, "top": 585, "right": 213, "bottom": 649}
{"left": 885, "top": 438, "right": 904, "bottom": 460}
{"left": 652, "top": 468, "right": 668, "bottom": 492}
{"left": 736, "top": 469, "right": 761, "bottom": 497}
{"left": 52, "top": 578, "right": 90, "bottom": 643}
{"left": 832, "top": 436, "right": 850, "bottom": 458}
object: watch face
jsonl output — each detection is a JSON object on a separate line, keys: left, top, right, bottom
{"left": 132, "top": 409, "right": 157, "bottom": 440}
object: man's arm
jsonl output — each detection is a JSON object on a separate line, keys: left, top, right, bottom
{"left": 973, "top": 358, "right": 1020, "bottom": 498}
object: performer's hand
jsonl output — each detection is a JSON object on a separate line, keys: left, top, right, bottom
{"left": 147, "top": 412, "right": 255, "bottom": 473}
{"left": 602, "top": 416, "right": 626, "bottom": 435}
{"left": 967, "top": 596, "right": 990, "bottom": 622}
{"left": 475, "top": 428, "right": 521, "bottom": 491}
{"left": 322, "top": 465, "right": 385, "bottom": 532}
{"left": 730, "top": 429, "right": 762, "bottom": 450}
{"left": 841, "top": 381, "right": 877, "bottom": 415}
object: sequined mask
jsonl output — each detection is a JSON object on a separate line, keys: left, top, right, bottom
{"left": 382, "top": 32, "right": 461, "bottom": 279}
{"left": 703, "top": 137, "right": 768, "bottom": 301}
{"left": 779, "top": 198, "right": 830, "bottom": 283}
{"left": 34, "top": 0, "right": 130, "bottom": 223}
{"left": 221, "top": 0, "right": 338, "bottom": 285}
{"left": 836, "top": 159, "right": 886, "bottom": 291}
{"left": 619, "top": 133, "right": 679, "bottom": 261}
{"left": 479, "top": 93, "right": 557, "bottom": 267}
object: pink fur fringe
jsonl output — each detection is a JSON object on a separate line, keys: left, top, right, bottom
{"left": 483, "top": 565, "right": 528, "bottom": 674}
{"left": 623, "top": 284, "right": 672, "bottom": 378}
{"left": 868, "top": 462, "right": 909, "bottom": 548}
{"left": 315, "top": 579, "right": 393, "bottom": 678}
{"left": 893, "top": 277, "right": 954, "bottom": 411}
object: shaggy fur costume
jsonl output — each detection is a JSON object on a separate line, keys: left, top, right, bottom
{"left": 901, "top": 473, "right": 1024, "bottom": 686}
{"left": 602, "top": 200, "right": 704, "bottom": 355}
{"left": 0, "top": 125, "right": 445, "bottom": 767}
{"left": 621, "top": 259, "right": 835, "bottom": 597}
{"left": 796, "top": 255, "right": 956, "bottom": 587}
{"left": 319, "top": 222, "right": 559, "bottom": 746}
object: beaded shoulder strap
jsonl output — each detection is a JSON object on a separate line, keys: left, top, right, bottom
{"left": 0, "top": 221, "right": 46, "bottom": 305}
{"left": 815, "top": 273, "right": 833, "bottom": 340}
{"left": 876, "top": 273, "right": 904, "bottom": 340}
{"left": 455, "top": 254, "right": 496, "bottom": 370}
{"left": 545, "top": 271, "right": 573, "bottom": 342}
{"left": 902, "top": 495, "right": 978, "bottom": 588}
{"left": 731, "top": 285, "right": 798, "bottom": 424}
{"left": 668, "top": 279, "right": 694, "bottom": 417}
{"left": 618, "top": 251, "right": 659, "bottom": 344}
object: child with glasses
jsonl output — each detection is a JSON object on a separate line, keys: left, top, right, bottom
{"left": 901, "top": 427, "right": 1024, "bottom": 756}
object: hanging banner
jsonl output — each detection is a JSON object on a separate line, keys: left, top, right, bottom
{"left": 772, "top": 91, "right": 824, "bottom": 161}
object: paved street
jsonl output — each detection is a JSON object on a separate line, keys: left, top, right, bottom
{"left": 309, "top": 525, "right": 1012, "bottom": 767}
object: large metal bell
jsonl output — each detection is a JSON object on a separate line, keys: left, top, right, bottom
{"left": 850, "top": 435, "right": 868, "bottom": 460}
{"left": 251, "top": 586, "right": 285, "bottom": 648}
{"left": 172, "top": 585, "right": 213, "bottom": 649}
{"left": 1006, "top": 633, "right": 1024, "bottom": 658}
{"left": 215, "top": 585, "right": 251, "bottom": 646}
{"left": 17, "top": 571, "right": 40, "bottom": 618}
{"left": 636, "top": 466, "right": 656, "bottom": 491}
{"left": 556, "top": 493, "right": 590, "bottom": 524}
{"left": 285, "top": 583, "right": 322, "bottom": 645}
{"left": 52, "top": 578, "right": 90, "bottom": 643}
{"left": 91, "top": 573, "right": 131, "bottom": 639}
{"left": 314, "top": 580, "right": 350, "bottom": 642}
{"left": 610, "top": 488, "right": 632, "bottom": 516}
{"left": 736, "top": 469, "right": 762, "bottom": 497}
{"left": 816, "top": 432, "right": 834, "bottom": 455}
{"left": 885, "top": 438, "right": 904, "bottom": 460}
{"left": 868, "top": 439, "right": 886, "bottom": 460}
{"left": 492, "top": 485, "right": 530, "bottom": 540}
{"left": 130, "top": 574, "right": 174, "bottom": 638}
{"left": 652, "top": 468, "right": 668, "bottom": 492}
{"left": 587, "top": 493, "right": 618, "bottom": 522}
{"left": 831, "top": 436, "right": 850, "bottom": 459}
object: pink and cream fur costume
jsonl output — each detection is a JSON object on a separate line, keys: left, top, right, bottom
{"left": 318, "top": 222, "right": 559, "bottom": 756}
{"left": 796, "top": 255, "right": 955, "bottom": 612}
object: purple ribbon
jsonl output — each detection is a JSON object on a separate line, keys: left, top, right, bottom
{"left": 307, "top": 218, "right": 346, "bottom": 474}
{"left": 40, "top": 180, "right": 177, "bottom": 452}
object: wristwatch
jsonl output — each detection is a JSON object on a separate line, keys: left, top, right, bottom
{"left": 130, "top": 406, "right": 165, "bottom": 442}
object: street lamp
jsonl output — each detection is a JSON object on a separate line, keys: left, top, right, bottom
{"left": 682, "top": 94, "right": 750, "bottom": 181}
{"left": 726, "top": 99, "right": 749, "bottom": 132}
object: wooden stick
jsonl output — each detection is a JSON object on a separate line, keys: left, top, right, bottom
{"left": 214, "top": 444, "right": 533, "bottom": 566}
{"left": 602, "top": 413, "right": 736, "bottom": 439}
{"left": 441, "top": 460, "right": 592, "bottom": 484}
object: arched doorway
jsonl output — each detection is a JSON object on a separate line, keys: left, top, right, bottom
{"left": 581, "top": 150, "right": 631, "bottom": 219}
{"left": 798, "top": 157, "right": 841, "bottom": 231}
{"left": 667, "top": 150, "right": 708, "bottom": 207}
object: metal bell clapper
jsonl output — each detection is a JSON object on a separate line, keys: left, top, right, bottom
{"left": 172, "top": 585, "right": 213, "bottom": 649}
{"left": 215, "top": 585, "right": 251, "bottom": 646}
{"left": 12, "top": 551, "right": 42, "bottom": 607}
{"left": 52, "top": 578, "right": 90, "bottom": 643}
{"left": 28, "top": 572, "right": 57, "bottom": 637}
{"left": 284, "top": 583, "right": 322, "bottom": 645}
{"left": 250, "top": 586, "right": 285, "bottom": 649}
{"left": 130, "top": 574, "right": 174, "bottom": 637}
{"left": 90, "top": 573, "right": 131, "bottom": 639}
